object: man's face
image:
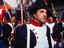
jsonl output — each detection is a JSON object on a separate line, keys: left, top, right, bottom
{"left": 48, "top": 17, "right": 53, "bottom": 23}
{"left": 11, "top": 16, "right": 15, "bottom": 22}
{"left": 33, "top": 9, "right": 47, "bottom": 23}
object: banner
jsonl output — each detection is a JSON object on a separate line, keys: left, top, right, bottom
{"left": 4, "top": 0, "right": 18, "bottom": 8}
{"left": 0, "top": 0, "right": 18, "bottom": 9}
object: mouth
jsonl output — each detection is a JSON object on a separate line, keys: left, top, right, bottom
{"left": 43, "top": 18, "right": 47, "bottom": 20}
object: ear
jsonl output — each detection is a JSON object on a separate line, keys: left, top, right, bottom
{"left": 33, "top": 13, "right": 36, "bottom": 18}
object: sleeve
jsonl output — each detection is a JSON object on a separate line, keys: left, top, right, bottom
{"left": 52, "top": 24, "right": 61, "bottom": 43}
{"left": 3, "top": 24, "right": 12, "bottom": 39}
{"left": 15, "top": 24, "right": 27, "bottom": 48}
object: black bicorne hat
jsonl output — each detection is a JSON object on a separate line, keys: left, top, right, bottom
{"left": 27, "top": 0, "right": 48, "bottom": 15}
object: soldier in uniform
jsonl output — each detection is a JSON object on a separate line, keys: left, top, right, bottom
{"left": 15, "top": 0, "right": 55, "bottom": 48}
{"left": 46, "top": 11, "right": 60, "bottom": 48}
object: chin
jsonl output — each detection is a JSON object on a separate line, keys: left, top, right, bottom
{"left": 43, "top": 20, "right": 46, "bottom": 22}
{"left": 41, "top": 21, "right": 46, "bottom": 23}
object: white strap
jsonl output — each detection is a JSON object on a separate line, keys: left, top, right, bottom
{"left": 26, "top": 24, "right": 30, "bottom": 48}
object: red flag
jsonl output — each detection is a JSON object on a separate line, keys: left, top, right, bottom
{"left": 0, "top": 9, "right": 6, "bottom": 21}
{"left": 0, "top": 0, "right": 17, "bottom": 9}
{"left": 0, "top": 2, "right": 12, "bottom": 9}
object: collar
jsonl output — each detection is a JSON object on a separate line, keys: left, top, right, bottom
{"left": 60, "top": 20, "right": 64, "bottom": 22}
{"left": 47, "top": 21, "right": 53, "bottom": 24}
{"left": 29, "top": 19, "right": 44, "bottom": 27}
{"left": 8, "top": 21, "right": 11, "bottom": 23}
{"left": 8, "top": 21, "right": 15, "bottom": 23}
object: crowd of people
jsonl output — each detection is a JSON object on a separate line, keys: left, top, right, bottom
{"left": 0, "top": 0, "right": 64, "bottom": 48}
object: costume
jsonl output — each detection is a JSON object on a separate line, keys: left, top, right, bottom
{"left": 46, "top": 22, "right": 56, "bottom": 48}
{"left": 0, "top": 23, "right": 4, "bottom": 48}
{"left": 59, "top": 20, "right": 64, "bottom": 43}
{"left": 15, "top": 19, "right": 52, "bottom": 48}
{"left": 3, "top": 23, "right": 12, "bottom": 48}
{"left": 0, "top": 22, "right": 12, "bottom": 48}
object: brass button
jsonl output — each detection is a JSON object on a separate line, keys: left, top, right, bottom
{"left": 33, "top": 29, "right": 34, "bottom": 31}
{"left": 35, "top": 33, "right": 37, "bottom": 34}
{"left": 37, "top": 37, "right": 39, "bottom": 39}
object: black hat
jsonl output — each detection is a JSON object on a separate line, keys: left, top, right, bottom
{"left": 47, "top": 10, "right": 53, "bottom": 18}
{"left": 47, "top": 10, "right": 56, "bottom": 19}
{"left": 27, "top": 0, "right": 48, "bottom": 15}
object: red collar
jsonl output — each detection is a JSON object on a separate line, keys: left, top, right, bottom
{"left": 60, "top": 20, "right": 64, "bottom": 22}
{"left": 47, "top": 21, "right": 53, "bottom": 24}
{"left": 8, "top": 21, "right": 11, "bottom": 23}
{"left": 29, "top": 19, "right": 44, "bottom": 27}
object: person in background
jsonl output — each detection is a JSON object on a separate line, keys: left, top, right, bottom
{"left": 0, "top": 9, "right": 7, "bottom": 48}
{"left": 3, "top": 13, "right": 15, "bottom": 48}
{"left": 0, "top": 19, "right": 5, "bottom": 48}
{"left": 59, "top": 12, "right": 64, "bottom": 48}
{"left": 46, "top": 11, "right": 58, "bottom": 48}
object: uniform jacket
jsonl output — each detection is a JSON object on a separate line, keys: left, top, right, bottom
{"left": 15, "top": 19, "right": 53, "bottom": 48}
{"left": 15, "top": 19, "right": 61, "bottom": 48}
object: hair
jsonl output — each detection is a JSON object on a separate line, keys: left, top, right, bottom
{"left": 4, "top": 13, "right": 10, "bottom": 21}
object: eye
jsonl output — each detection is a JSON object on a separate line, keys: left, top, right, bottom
{"left": 46, "top": 11, "right": 47, "bottom": 14}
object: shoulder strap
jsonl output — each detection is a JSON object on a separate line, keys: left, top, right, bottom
{"left": 26, "top": 24, "right": 30, "bottom": 48}
{"left": 47, "top": 26, "right": 52, "bottom": 48}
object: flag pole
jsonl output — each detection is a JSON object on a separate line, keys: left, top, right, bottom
{"left": 20, "top": 0, "right": 23, "bottom": 24}
{"left": 51, "top": 3, "right": 56, "bottom": 17}
{"left": 22, "top": 0, "right": 31, "bottom": 48}
{"left": 51, "top": 3, "right": 60, "bottom": 23}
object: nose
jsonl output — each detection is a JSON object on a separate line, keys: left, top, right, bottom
{"left": 43, "top": 12, "right": 47, "bottom": 18}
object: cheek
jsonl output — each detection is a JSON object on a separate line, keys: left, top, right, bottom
{"left": 36, "top": 15, "right": 42, "bottom": 20}
{"left": 37, "top": 13, "right": 43, "bottom": 18}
